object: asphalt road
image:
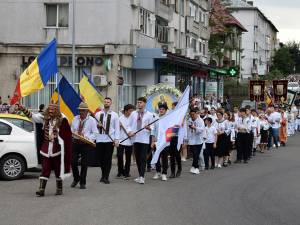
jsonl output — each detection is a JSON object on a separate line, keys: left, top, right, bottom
{"left": 1, "top": 135, "right": 300, "bottom": 225}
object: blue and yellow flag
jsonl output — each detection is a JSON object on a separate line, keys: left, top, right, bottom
{"left": 79, "top": 75, "right": 104, "bottom": 113}
{"left": 11, "top": 39, "right": 58, "bottom": 105}
{"left": 53, "top": 77, "right": 82, "bottom": 123}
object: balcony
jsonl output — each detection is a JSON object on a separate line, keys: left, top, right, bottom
{"left": 155, "top": 0, "right": 173, "bottom": 21}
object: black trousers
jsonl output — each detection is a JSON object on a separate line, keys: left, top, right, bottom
{"left": 156, "top": 147, "right": 169, "bottom": 175}
{"left": 204, "top": 143, "right": 215, "bottom": 169}
{"left": 189, "top": 144, "right": 203, "bottom": 169}
{"left": 97, "top": 142, "right": 114, "bottom": 180}
{"left": 236, "top": 133, "right": 249, "bottom": 161}
{"left": 134, "top": 143, "right": 149, "bottom": 178}
{"left": 71, "top": 142, "right": 90, "bottom": 185}
{"left": 117, "top": 145, "right": 133, "bottom": 176}
{"left": 248, "top": 132, "right": 254, "bottom": 158}
{"left": 169, "top": 137, "right": 182, "bottom": 174}
{"left": 147, "top": 136, "right": 152, "bottom": 169}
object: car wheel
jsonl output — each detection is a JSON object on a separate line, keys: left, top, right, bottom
{"left": 0, "top": 155, "right": 26, "bottom": 180}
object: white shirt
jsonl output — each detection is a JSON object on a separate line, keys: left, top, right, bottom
{"left": 236, "top": 117, "right": 251, "bottom": 133}
{"left": 95, "top": 110, "right": 120, "bottom": 143}
{"left": 204, "top": 126, "right": 217, "bottom": 143}
{"left": 268, "top": 112, "right": 281, "bottom": 129}
{"left": 251, "top": 116, "right": 260, "bottom": 137}
{"left": 71, "top": 115, "right": 98, "bottom": 142}
{"left": 260, "top": 119, "right": 270, "bottom": 130}
{"left": 119, "top": 114, "right": 133, "bottom": 146}
{"left": 187, "top": 117, "right": 205, "bottom": 145}
{"left": 130, "top": 110, "right": 155, "bottom": 144}
{"left": 214, "top": 119, "right": 228, "bottom": 134}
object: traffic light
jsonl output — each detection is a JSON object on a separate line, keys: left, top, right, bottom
{"left": 228, "top": 67, "right": 238, "bottom": 77}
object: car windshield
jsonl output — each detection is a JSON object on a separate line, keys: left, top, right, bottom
{"left": 1, "top": 118, "right": 34, "bottom": 132}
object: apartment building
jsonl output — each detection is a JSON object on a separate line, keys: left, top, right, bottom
{"left": 0, "top": 0, "right": 212, "bottom": 110}
{"left": 226, "top": 0, "right": 278, "bottom": 80}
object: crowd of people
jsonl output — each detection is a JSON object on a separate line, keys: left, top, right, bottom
{"left": 13, "top": 94, "right": 300, "bottom": 197}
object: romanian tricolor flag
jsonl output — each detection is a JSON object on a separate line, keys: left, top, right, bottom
{"left": 165, "top": 126, "right": 180, "bottom": 142}
{"left": 265, "top": 91, "right": 273, "bottom": 106}
{"left": 79, "top": 75, "right": 104, "bottom": 113}
{"left": 51, "top": 77, "right": 82, "bottom": 123}
{"left": 10, "top": 39, "right": 58, "bottom": 105}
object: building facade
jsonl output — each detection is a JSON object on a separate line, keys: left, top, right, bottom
{"left": 226, "top": 0, "right": 278, "bottom": 80}
{"left": 0, "top": 0, "right": 212, "bottom": 111}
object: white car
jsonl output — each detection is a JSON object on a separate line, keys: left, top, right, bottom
{"left": 0, "top": 117, "right": 38, "bottom": 180}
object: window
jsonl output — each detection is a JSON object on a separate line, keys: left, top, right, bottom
{"left": 1, "top": 118, "right": 34, "bottom": 132}
{"left": 189, "top": 2, "right": 198, "bottom": 22}
{"left": 140, "top": 8, "right": 155, "bottom": 37}
{"left": 254, "top": 42, "right": 258, "bottom": 51}
{"left": 191, "top": 38, "right": 197, "bottom": 52}
{"left": 0, "top": 122, "right": 12, "bottom": 135}
{"left": 199, "top": 40, "right": 202, "bottom": 53}
{"left": 180, "top": 0, "right": 184, "bottom": 16}
{"left": 161, "top": 0, "right": 170, "bottom": 5}
{"left": 46, "top": 4, "right": 69, "bottom": 28}
{"left": 202, "top": 42, "right": 206, "bottom": 55}
{"left": 156, "top": 18, "right": 168, "bottom": 43}
{"left": 118, "top": 68, "right": 136, "bottom": 112}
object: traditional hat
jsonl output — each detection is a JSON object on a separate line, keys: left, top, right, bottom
{"left": 78, "top": 102, "right": 89, "bottom": 110}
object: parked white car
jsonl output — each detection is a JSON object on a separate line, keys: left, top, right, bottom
{"left": 0, "top": 116, "right": 38, "bottom": 180}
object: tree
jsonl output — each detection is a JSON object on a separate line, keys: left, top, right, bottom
{"left": 271, "top": 47, "right": 294, "bottom": 76}
{"left": 285, "top": 41, "right": 300, "bottom": 73}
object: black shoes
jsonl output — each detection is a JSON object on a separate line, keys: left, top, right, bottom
{"left": 100, "top": 177, "right": 105, "bottom": 183}
{"left": 103, "top": 179, "right": 110, "bottom": 184}
{"left": 70, "top": 181, "right": 79, "bottom": 188}
{"left": 176, "top": 170, "right": 181, "bottom": 177}
{"left": 234, "top": 160, "right": 241, "bottom": 164}
{"left": 169, "top": 173, "right": 176, "bottom": 178}
{"left": 80, "top": 184, "right": 86, "bottom": 189}
{"left": 243, "top": 160, "right": 248, "bottom": 164}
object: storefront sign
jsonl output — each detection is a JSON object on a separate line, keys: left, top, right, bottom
{"left": 160, "top": 75, "right": 176, "bottom": 87}
{"left": 22, "top": 55, "right": 104, "bottom": 67}
{"left": 205, "top": 81, "right": 223, "bottom": 98}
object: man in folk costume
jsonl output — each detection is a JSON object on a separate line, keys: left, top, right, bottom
{"left": 20, "top": 103, "right": 72, "bottom": 197}
{"left": 95, "top": 97, "right": 120, "bottom": 184}
{"left": 71, "top": 102, "right": 98, "bottom": 189}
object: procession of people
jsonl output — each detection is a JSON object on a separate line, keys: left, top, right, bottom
{"left": 13, "top": 92, "right": 300, "bottom": 197}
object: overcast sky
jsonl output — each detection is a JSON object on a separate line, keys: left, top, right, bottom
{"left": 253, "top": 0, "right": 300, "bottom": 43}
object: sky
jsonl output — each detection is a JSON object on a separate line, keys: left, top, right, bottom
{"left": 253, "top": 1, "right": 300, "bottom": 43}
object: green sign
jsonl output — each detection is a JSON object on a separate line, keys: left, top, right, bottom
{"left": 209, "top": 68, "right": 227, "bottom": 78}
{"left": 228, "top": 67, "right": 238, "bottom": 77}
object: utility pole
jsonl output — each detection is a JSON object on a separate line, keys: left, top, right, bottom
{"left": 72, "top": 0, "right": 76, "bottom": 87}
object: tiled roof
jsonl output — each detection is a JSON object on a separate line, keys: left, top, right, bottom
{"left": 210, "top": 0, "right": 247, "bottom": 34}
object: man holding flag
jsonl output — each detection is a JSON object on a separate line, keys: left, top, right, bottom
{"left": 150, "top": 86, "right": 190, "bottom": 172}
{"left": 19, "top": 103, "right": 72, "bottom": 197}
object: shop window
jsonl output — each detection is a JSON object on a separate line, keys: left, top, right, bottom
{"left": 118, "top": 68, "right": 136, "bottom": 112}
{"left": 46, "top": 4, "right": 69, "bottom": 28}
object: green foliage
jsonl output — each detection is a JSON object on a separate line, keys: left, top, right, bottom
{"left": 271, "top": 47, "right": 294, "bottom": 75}
{"left": 285, "top": 41, "right": 300, "bottom": 73}
{"left": 262, "top": 69, "right": 284, "bottom": 81}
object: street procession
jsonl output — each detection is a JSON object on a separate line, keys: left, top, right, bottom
{"left": 0, "top": 37, "right": 299, "bottom": 194}
{"left": 1, "top": 0, "right": 300, "bottom": 225}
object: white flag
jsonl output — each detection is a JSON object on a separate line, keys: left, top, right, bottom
{"left": 151, "top": 86, "right": 190, "bottom": 164}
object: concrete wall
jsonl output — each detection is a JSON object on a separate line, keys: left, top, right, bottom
{"left": 0, "top": 0, "right": 150, "bottom": 45}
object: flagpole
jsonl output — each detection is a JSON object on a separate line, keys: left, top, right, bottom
{"left": 72, "top": 0, "right": 76, "bottom": 87}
